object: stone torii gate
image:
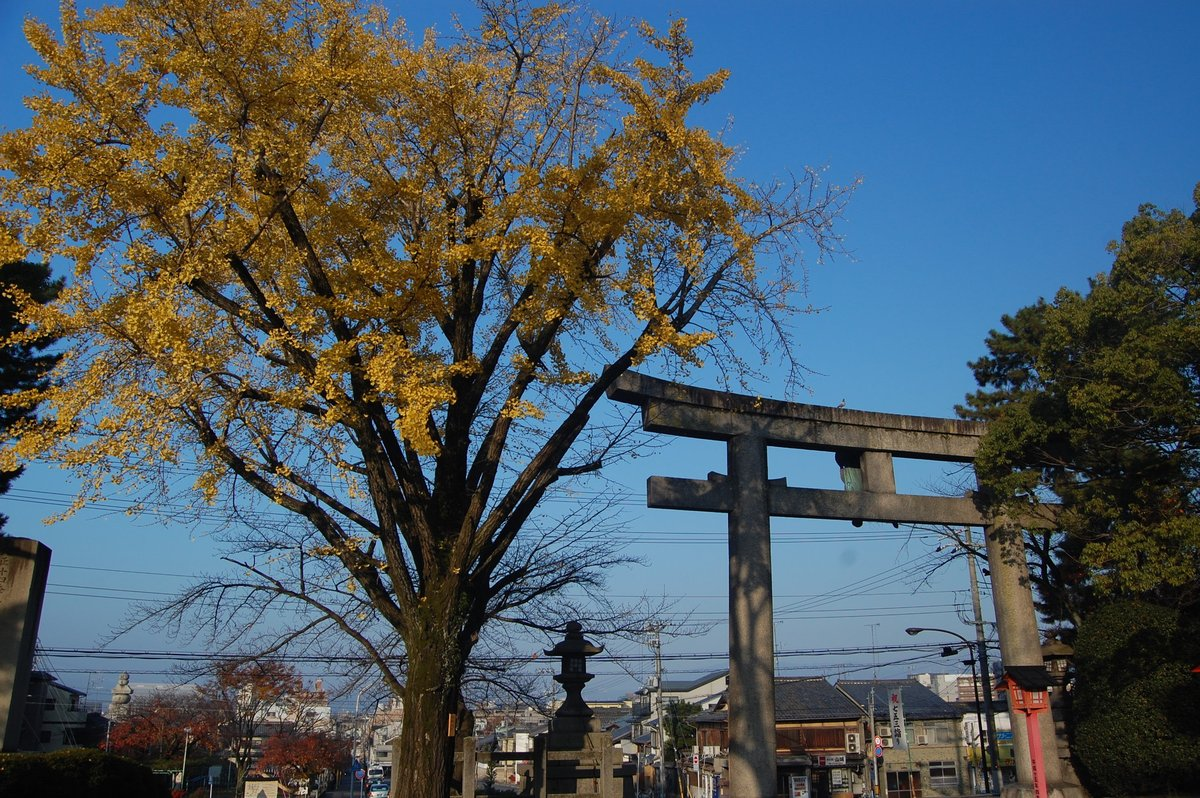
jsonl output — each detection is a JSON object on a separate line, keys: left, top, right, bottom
{"left": 607, "top": 372, "right": 1078, "bottom": 798}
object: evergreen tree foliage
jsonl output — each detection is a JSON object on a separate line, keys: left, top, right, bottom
{"left": 960, "top": 184, "right": 1200, "bottom": 618}
{"left": 962, "top": 185, "right": 1200, "bottom": 796}
{"left": 1070, "top": 598, "right": 1200, "bottom": 796}
{"left": 663, "top": 700, "right": 700, "bottom": 761}
{"left": 0, "top": 260, "right": 61, "bottom": 531}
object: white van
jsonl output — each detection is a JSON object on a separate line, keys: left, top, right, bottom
{"left": 367, "top": 764, "right": 386, "bottom": 782}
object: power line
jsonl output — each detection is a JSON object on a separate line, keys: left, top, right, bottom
{"left": 37, "top": 641, "right": 936, "bottom": 665}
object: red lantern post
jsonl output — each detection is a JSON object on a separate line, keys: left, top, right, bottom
{"left": 996, "top": 667, "right": 1055, "bottom": 798}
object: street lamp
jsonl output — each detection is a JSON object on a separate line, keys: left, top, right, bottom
{"left": 906, "top": 627, "right": 1000, "bottom": 794}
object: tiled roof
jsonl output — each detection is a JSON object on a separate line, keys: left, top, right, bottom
{"left": 686, "top": 678, "right": 860, "bottom": 723}
{"left": 835, "top": 678, "right": 959, "bottom": 720}
{"left": 774, "top": 678, "right": 862, "bottom": 722}
{"left": 693, "top": 709, "right": 727, "bottom": 724}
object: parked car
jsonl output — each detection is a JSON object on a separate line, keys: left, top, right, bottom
{"left": 368, "top": 780, "right": 390, "bottom": 798}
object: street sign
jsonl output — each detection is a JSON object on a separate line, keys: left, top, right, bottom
{"left": 355, "top": 769, "right": 366, "bottom": 781}
{"left": 874, "top": 745, "right": 884, "bottom": 758}
{"left": 874, "top": 735, "right": 882, "bottom": 748}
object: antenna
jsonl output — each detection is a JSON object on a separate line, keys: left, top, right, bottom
{"left": 868, "top": 623, "right": 880, "bottom": 679}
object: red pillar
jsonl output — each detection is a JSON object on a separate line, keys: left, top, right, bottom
{"left": 1023, "top": 709, "right": 1048, "bottom": 798}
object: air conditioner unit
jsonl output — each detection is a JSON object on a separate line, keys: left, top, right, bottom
{"left": 916, "top": 735, "right": 928, "bottom": 746}
{"left": 881, "top": 738, "right": 894, "bottom": 748}
{"left": 878, "top": 728, "right": 891, "bottom": 737}
{"left": 845, "top": 733, "right": 861, "bottom": 754}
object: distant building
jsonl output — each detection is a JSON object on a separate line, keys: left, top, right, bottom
{"left": 910, "top": 671, "right": 1015, "bottom": 791}
{"left": 20, "top": 671, "right": 103, "bottom": 751}
{"left": 635, "top": 670, "right": 729, "bottom": 718}
{"left": 691, "top": 677, "right": 868, "bottom": 798}
{"left": 631, "top": 670, "right": 728, "bottom": 796}
{"left": 364, "top": 696, "right": 405, "bottom": 774}
{"left": 837, "top": 678, "right": 967, "bottom": 798}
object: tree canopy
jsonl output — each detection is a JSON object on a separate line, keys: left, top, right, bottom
{"left": 107, "top": 689, "right": 222, "bottom": 763}
{"left": 258, "top": 730, "right": 349, "bottom": 787}
{"left": 107, "top": 660, "right": 314, "bottom": 793}
{"left": 960, "top": 184, "right": 1200, "bottom": 621}
{"left": 0, "top": 1, "right": 852, "bottom": 796}
{"left": 200, "top": 660, "right": 313, "bottom": 793}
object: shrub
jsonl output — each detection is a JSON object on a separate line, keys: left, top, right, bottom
{"left": 1071, "top": 599, "right": 1200, "bottom": 796}
{"left": 0, "top": 748, "right": 170, "bottom": 798}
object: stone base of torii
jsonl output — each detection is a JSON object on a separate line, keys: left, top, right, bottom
{"left": 607, "top": 373, "right": 1085, "bottom": 798}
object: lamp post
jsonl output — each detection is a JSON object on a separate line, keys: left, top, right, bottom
{"left": 906, "top": 626, "right": 1000, "bottom": 794}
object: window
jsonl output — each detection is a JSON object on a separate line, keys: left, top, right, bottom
{"left": 928, "top": 761, "right": 957, "bottom": 789}
{"left": 886, "top": 770, "right": 921, "bottom": 798}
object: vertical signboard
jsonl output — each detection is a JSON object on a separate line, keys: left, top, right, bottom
{"left": 888, "top": 688, "right": 908, "bottom": 750}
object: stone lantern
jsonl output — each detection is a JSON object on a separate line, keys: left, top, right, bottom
{"left": 544, "top": 620, "right": 603, "bottom": 732}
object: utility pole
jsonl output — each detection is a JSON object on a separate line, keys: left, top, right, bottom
{"left": 181, "top": 727, "right": 191, "bottom": 793}
{"left": 965, "top": 526, "right": 1002, "bottom": 793}
{"left": 868, "top": 623, "right": 880, "bottom": 798}
{"left": 868, "top": 689, "right": 878, "bottom": 798}
{"left": 651, "top": 626, "right": 668, "bottom": 798}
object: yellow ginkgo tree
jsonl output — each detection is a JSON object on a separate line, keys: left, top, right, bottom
{"left": 0, "top": 0, "right": 852, "bottom": 794}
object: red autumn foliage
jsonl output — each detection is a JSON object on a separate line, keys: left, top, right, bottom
{"left": 258, "top": 730, "right": 351, "bottom": 783}
{"left": 105, "top": 690, "right": 220, "bottom": 761}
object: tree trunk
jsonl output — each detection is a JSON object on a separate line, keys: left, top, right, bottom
{"left": 392, "top": 596, "right": 469, "bottom": 798}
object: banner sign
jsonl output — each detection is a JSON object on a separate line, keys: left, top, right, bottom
{"left": 888, "top": 688, "right": 908, "bottom": 750}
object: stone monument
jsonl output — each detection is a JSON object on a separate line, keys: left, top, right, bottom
{"left": 0, "top": 536, "right": 52, "bottom": 752}
{"left": 109, "top": 671, "right": 133, "bottom": 719}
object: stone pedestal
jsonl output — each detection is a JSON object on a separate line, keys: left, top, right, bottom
{"left": 532, "top": 727, "right": 633, "bottom": 798}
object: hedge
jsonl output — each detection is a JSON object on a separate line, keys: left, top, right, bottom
{"left": 0, "top": 748, "right": 170, "bottom": 798}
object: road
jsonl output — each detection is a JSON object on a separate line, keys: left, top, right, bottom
{"left": 322, "top": 772, "right": 366, "bottom": 798}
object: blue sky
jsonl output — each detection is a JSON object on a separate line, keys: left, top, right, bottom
{"left": 2, "top": 0, "right": 1199, "bottom": 706}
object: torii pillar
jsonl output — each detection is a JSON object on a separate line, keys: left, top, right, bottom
{"left": 607, "top": 372, "right": 1081, "bottom": 798}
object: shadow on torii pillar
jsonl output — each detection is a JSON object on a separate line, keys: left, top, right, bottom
{"left": 606, "top": 372, "right": 1084, "bottom": 798}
